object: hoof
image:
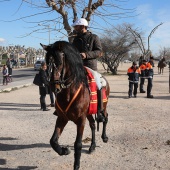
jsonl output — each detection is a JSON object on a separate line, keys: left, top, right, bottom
{"left": 89, "top": 144, "right": 96, "bottom": 154}
{"left": 102, "top": 136, "right": 108, "bottom": 143}
{"left": 74, "top": 165, "right": 80, "bottom": 170}
{"left": 62, "top": 147, "right": 71, "bottom": 155}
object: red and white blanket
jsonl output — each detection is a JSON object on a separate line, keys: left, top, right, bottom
{"left": 85, "top": 67, "right": 107, "bottom": 115}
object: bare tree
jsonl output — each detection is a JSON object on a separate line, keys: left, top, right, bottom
{"left": 100, "top": 24, "right": 136, "bottom": 75}
{"left": 130, "top": 52, "right": 141, "bottom": 61}
{"left": 1, "top": 0, "right": 135, "bottom": 43}
{"left": 159, "top": 47, "right": 170, "bottom": 61}
{"left": 128, "top": 23, "right": 163, "bottom": 60}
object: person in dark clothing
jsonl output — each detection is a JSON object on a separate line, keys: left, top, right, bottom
{"left": 139, "top": 59, "right": 147, "bottom": 93}
{"left": 72, "top": 18, "right": 104, "bottom": 122}
{"left": 72, "top": 18, "right": 103, "bottom": 70}
{"left": 46, "top": 68, "right": 55, "bottom": 107}
{"left": 148, "top": 56, "right": 155, "bottom": 67}
{"left": 48, "top": 89, "right": 55, "bottom": 107}
{"left": 6, "top": 57, "right": 12, "bottom": 81}
{"left": 127, "top": 61, "right": 141, "bottom": 98}
{"left": 39, "top": 62, "right": 50, "bottom": 111}
{"left": 138, "top": 55, "right": 143, "bottom": 67}
{"left": 139, "top": 59, "right": 154, "bottom": 98}
{"left": 2, "top": 65, "right": 8, "bottom": 85}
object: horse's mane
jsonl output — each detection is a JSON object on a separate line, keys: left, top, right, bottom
{"left": 49, "top": 41, "right": 88, "bottom": 87}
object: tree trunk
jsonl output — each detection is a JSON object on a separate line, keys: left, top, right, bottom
{"left": 110, "top": 66, "right": 118, "bottom": 75}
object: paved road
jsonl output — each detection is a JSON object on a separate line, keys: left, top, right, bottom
{"left": 0, "top": 67, "right": 38, "bottom": 92}
{"left": 9, "top": 67, "right": 38, "bottom": 82}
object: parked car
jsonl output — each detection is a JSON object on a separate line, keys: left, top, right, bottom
{"left": 20, "top": 60, "right": 26, "bottom": 65}
{"left": 123, "top": 60, "right": 132, "bottom": 63}
{"left": 34, "top": 60, "right": 44, "bottom": 70}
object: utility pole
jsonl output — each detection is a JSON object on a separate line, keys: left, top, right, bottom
{"left": 48, "top": 25, "right": 50, "bottom": 44}
{"left": 148, "top": 23, "right": 163, "bottom": 52}
{"left": 38, "top": 24, "right": 51, "bottom": 44}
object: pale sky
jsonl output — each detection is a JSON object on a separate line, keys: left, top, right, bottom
{"left": 0, "top": 0, "right": 170, "bottom": 56}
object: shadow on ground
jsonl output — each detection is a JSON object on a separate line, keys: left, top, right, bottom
{"left": 0, "top": 103, "right": 40, "bottom": 111}
{"left": 0, "top": 142, "right": 50, "bottom": 151}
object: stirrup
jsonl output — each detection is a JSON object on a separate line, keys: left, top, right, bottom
{"left": 95, "top": 112, "right": 105, "bottom": 131}
{"left": 96, "top": 112, "right": 105, "bottom": 123}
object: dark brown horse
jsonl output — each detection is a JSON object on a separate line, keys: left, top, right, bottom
{"left": 158, "top": 58, "right": 166, "bottom": 74}
{"left": 41, "top": 41, "right": 110, "bottom": 170}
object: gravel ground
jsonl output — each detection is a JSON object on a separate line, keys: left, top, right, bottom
{"left": 0, "top": 63, "right": 170, "bottom": 170}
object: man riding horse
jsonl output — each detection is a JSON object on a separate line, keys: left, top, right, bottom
{"left": 41, "top": 40, "right": 110, "bottom": 170}
{"left": 72, "top": 18, "right": 105, "bottom": 123}
{"left": 158, "top": 57, "right": 166, "bottom": 74}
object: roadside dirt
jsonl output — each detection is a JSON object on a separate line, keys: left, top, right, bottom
{"left": 0, "top": 63, "right": 170, "bottom": 170}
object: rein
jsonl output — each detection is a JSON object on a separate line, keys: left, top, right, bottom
{"left": 48, "top": 51, "right": 83, "bottom": 115}
{"left": 48, "top": 53, "right": 74, "bottom": 93}
{"left": 55, "top": 84, "right": 83, "bottom": 114}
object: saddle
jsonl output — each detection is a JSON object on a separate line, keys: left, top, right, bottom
{"left": 84, "top": 67, "right": 107, "bottom": 114}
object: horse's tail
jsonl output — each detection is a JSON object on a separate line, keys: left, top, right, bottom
{"left": 96, "top": 77, "right": 110, "bottom": 131}
{"left": 102, "top": 76, "right": 110, "bottom": 97}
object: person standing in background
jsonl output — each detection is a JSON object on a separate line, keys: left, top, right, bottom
{"left": 148, "top": 55, "right": 155, "bottom": 67}
{"left": 140, "top": 59, "right": 154, "bottom": 98}
{"left": 127, "top": 61, "right": 141, "bottom": 98}
{"left": 138, "top": 55, "right": 143, "bottom": 67}
{"left": 2, "top": 65, "right": 8, "bottom": 85}
{"left": 6, "top": 57, "right": 13, "bottom": 82}
{"left": 46, "top": 67, "right": 55, "bottom": 107}
{"left": 39, "top": 62, "right": 50, "bottom": 111}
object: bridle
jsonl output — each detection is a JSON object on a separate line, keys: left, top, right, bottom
{"left": 46, "top": 47, "right": 83, "bottom": 115}
{"left": 47, "top": 51, "right": 83, "bottom": 115}
{"left": 47, "top": 52, "right": 74, "bottom": 94}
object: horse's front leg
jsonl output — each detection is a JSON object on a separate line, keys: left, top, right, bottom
{"left": 50, "top": 117, "right": 70, "bottom": 155}
{"left": 87, "top": 115, "right": 96, "bottom": 153}
{"left": 74, "top": 117, "right": 86, "bottom": 170}
{"left": 101, "top": 112, "right": 108, "bottom": 143}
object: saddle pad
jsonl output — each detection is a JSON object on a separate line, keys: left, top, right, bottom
{"left": 85, "top": 67, "right": 107, "bottom": 115}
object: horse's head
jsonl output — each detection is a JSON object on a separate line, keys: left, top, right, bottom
{"left": 40, "top": 42, "right": 69, "bottom": 93}
{"left": 40, "top": 41, "right": 88, "bottom": 93}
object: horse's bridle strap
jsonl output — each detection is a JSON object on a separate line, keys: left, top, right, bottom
{"left": 55, "top": 84, "right": 83, "bottom": 114}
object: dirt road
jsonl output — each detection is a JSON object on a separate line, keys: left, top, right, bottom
{"left": 0, "top": 63, "right": 170, "bottom": 170}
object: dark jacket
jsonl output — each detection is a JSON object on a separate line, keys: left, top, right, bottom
{"left": 138, "top": 56, "right": 143, "bottom": 67}
{"left": 6, "top": 59, "right": 12, "bottom": 68}
{"left": 140, "top": 63, "right": 153, "bottom": 78}
{"left": 72, "top": 31, "right": 102, "bottom": 71}
{"left": 127, "top": 66, "right": 141, "bottom": 83}
{"left": 39, "top": 68, "right": 49, "bottom": 95}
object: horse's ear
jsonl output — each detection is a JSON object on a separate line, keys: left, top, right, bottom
{"left": 40, "top": 43, "right": 48, "bottom": 51}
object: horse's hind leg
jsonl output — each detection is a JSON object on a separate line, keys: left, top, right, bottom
{"left": 87, "top": 115, "right": 96, "bottom": 153}
{"left": 101, "top": 112, "right": 108, "bottom": 143}
{"left": 50, "top": 117, "right": 70, "bottom": 155}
